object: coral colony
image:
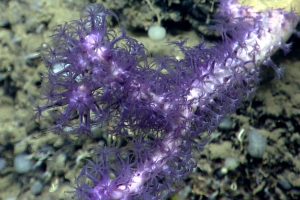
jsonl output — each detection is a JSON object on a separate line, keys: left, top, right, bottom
{"left": 38, "top": 0, "right": 299, "bottom": 199}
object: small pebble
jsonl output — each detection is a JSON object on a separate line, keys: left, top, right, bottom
{"left": 14, "top": 154, "right": 33, "bottom": 173}
{"left": 5, "top": 197, "right": 17, "bottom": 200}
{"left": 278, "top": 178, "right": 292, "bottom": 190}
{"left": 218, "top": 117, "right": 234, "bottom": 131}
{"left": 31, "top": 180, "right": 44, "bottom": 195}
{"left": 247, "top": 129, "right": 267, "bottom": 158}
{"left": 148, "top": 24, "right": 166, "bottom": 41}
{"left": 0, "top": 158, "right": 7, "bottom": 171}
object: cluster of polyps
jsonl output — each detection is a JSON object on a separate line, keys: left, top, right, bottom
{"left": 38, "top": 0, "right": 299, "bottom": 199}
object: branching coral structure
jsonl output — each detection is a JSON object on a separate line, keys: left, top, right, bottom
{"left": 38, "top": 0, "right": 299, "bottom": 199}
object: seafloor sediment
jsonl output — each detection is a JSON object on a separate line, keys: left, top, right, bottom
{"left": 0, "top": 0, "right": 299, "bottom": 199}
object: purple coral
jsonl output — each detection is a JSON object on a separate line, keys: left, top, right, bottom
{"left": 39, "top": 5, "right": 149, "bottom": 134}
{"left": 38, "top": 0, "right": 299, "bottom": 199}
